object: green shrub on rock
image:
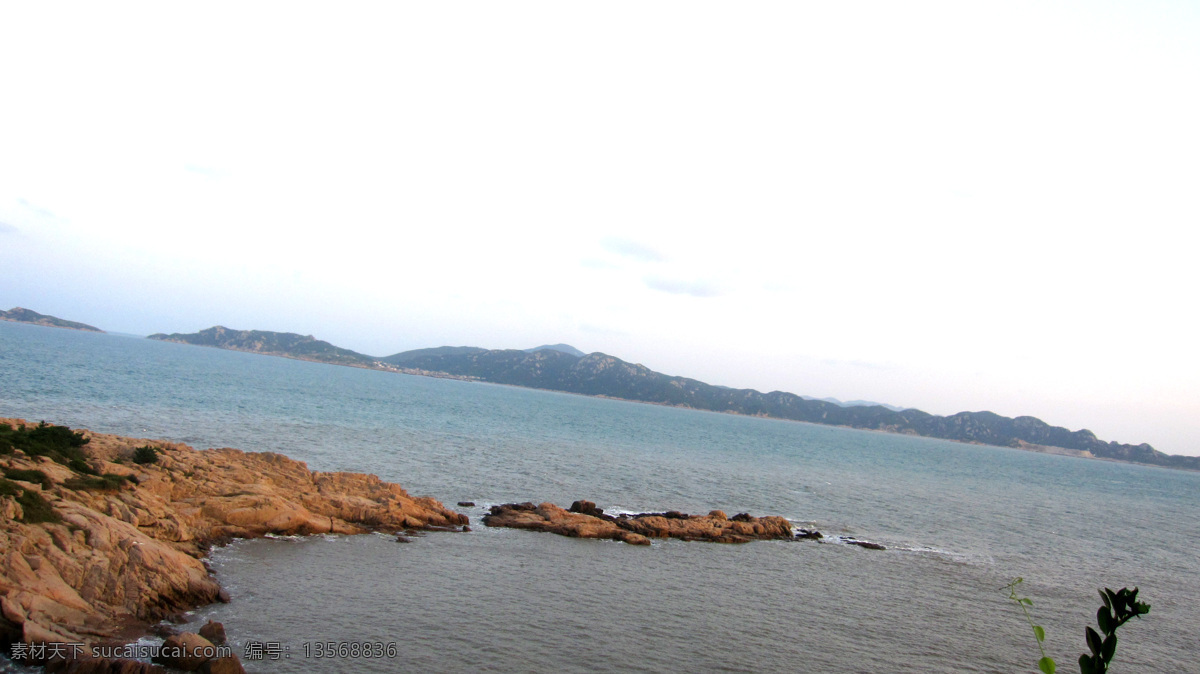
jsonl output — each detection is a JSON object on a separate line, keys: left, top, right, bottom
{"left": 3, "top": 467, "right": 52, "bottom": 489}
{"left": 63, "top": 473, "right": 134, "bottom": 492}
{"left": 132, "top": 445, "right": 160, "bottom": 464}
{"left": 0, "top": 421, "right": 89, "bottom": 466}
{"left": 2, "top": 477, "right": 62, "bottom": 524}
{"left": 0, "top": 477, "right": 19, "bottom": 497}
{"left": 14, "top": 487, "right": 61, "bottom": 524}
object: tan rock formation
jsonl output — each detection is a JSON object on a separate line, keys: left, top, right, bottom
{"left": 482, "top": 500, "right": 793, "bottom": 545}
{"left": 0, "top": 418, "right": 467, "bottom": 666}
{"left": 481, "top": 502, "right": 651, "bottom": 545}
{"left": 152, "top": 632, "right": 216, "bottom": 671}
{"left": 197, "top": 619, "right": 226, "bottom": 646}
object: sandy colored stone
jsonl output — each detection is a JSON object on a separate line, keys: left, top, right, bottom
{"left": 153, "top": 632, "right": 215, "bottom": 671}
{"left": 197, "top": 619, "right": 226, "bottom": 645}
{"left": 483, "top": 500, "right": 793, "bottom": 545}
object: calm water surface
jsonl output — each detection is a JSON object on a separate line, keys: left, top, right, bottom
{"left": 2, "top": 321, "right": 1197, "bottom": 672}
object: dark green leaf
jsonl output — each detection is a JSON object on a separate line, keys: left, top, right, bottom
{"left": 1102, "top": 634, "right": 1117, "bottom": 663}
{"left": 1086, "top": 627, "right": 1102, "bottom": 656}
{"left": 1033, "top": 625, "right": 1046, "bottom": 643}
{"left": 1097, "top": 607, "right": 1111, "bottom": 634}
{"left": 1098, "top": 589, "right": 1111, "bottom": 610}
{"left": 1079, "top": 653, "right": 1094, "bottom": 674}
{"left": 1113, "top": 589, "right": 1129, "bottom": 614}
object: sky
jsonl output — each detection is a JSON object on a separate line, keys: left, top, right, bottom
{"left": 2, "top": 2, "right": 1198, "bottom": 456}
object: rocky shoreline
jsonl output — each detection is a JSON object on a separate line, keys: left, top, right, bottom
{"left": 0, "top": 419, "right": 467, "bottom": 671}
{"left": 483, "top": 500, "right": 795, "bottom": 544}
{"left": 2, "top": 419, "right": 861, "bottom": 671}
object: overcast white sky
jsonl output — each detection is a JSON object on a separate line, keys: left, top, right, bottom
{"left": 2, "top": 2, "right": 1198, "bottom": 455}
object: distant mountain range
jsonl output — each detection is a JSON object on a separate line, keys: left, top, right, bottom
{"left": 524, "top": 344, "right": 587, "bottom": 358}
{"left": 803, "top": 396, "right": 909, "bottom": 412}
{"left": 1, "top": 307, "right": 103, "bottom": 332}
{"left": 146, "top": 325, "right": 1199, "bottom": 471}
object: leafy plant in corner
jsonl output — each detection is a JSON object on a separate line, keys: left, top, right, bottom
{"left": 1003, "top": 578, "right": 1056, "bottom": 674}
{"left": 1003, "top": 578, "right": 1150, "bottom": 674}
{"left": 1078, "top": 587, "right": 1150, "bottom": 674}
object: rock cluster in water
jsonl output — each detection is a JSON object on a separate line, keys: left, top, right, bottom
{"left": 482, "top": 500, "right": 794, "bottom": 544}
{"left": 0, "top": 419, "right": 467, "bottom": 670}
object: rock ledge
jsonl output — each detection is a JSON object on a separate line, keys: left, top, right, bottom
{"left": 482, "top": 500, "right": 794, "bottom": 544}
{"left": 1, "top": 419, "right": 466, "bottom": 667}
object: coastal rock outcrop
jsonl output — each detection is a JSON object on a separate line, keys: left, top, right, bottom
{"left": 152, "top": 632, "right": 218, "bottom": 670}
{"left": 0, "top": 418, "right": 466, "bottom": 666}
{"left": 198, "top": 619, "right": 226, "bottom": 646}
{"left": 483, "top": 500, "right": 793, "bottom": 545}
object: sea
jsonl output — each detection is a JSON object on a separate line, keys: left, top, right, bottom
{"left": 1, "top": 319, "right": 1197, "bottom": 673}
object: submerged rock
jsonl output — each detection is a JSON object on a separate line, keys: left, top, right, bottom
{"left": 847, "top": 540, "right": 886, "bottom": 550}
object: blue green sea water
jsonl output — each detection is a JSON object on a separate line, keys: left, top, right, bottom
{"left": 2, "top": 320, "right": 1197, "bottom": 672}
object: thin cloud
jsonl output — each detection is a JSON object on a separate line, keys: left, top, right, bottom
{"left": 184, "top": 164, "right": 228, "bottom": 179}
{"left": 17, "top": 199, "right": 57, "bottom": 219}
{"left": 0, "top": 221, "right": 17, "bottom": 234}
{"left": 602, "top": 237, "right": 665, "bottom": 263}
{"left": 580, "top": 257, "right": 621, "bottom": 270}
{"left": 580, "top": 323, "right": 629, "bottom": 338}
{"left": 643, "top": 275, "right": 722, "bottom": 298}
{"left": 821, "top": 358, "right": 895, "bottom": 371}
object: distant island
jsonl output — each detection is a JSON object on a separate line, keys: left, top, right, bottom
{"left": 1, "top": 307, "right": 103, "bottom": 332}
{"left": 147, "top": 326, "right": 1200, "bottom": 471}
{"left": 148, "top": 326, "right": 371, "bottom": 367}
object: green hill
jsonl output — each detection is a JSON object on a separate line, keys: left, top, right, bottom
{"left": 147, "top": 326, "right": 376, "bottom": 368}
{"left": 1, "top": 307, "right": 103, "bottom": 332}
